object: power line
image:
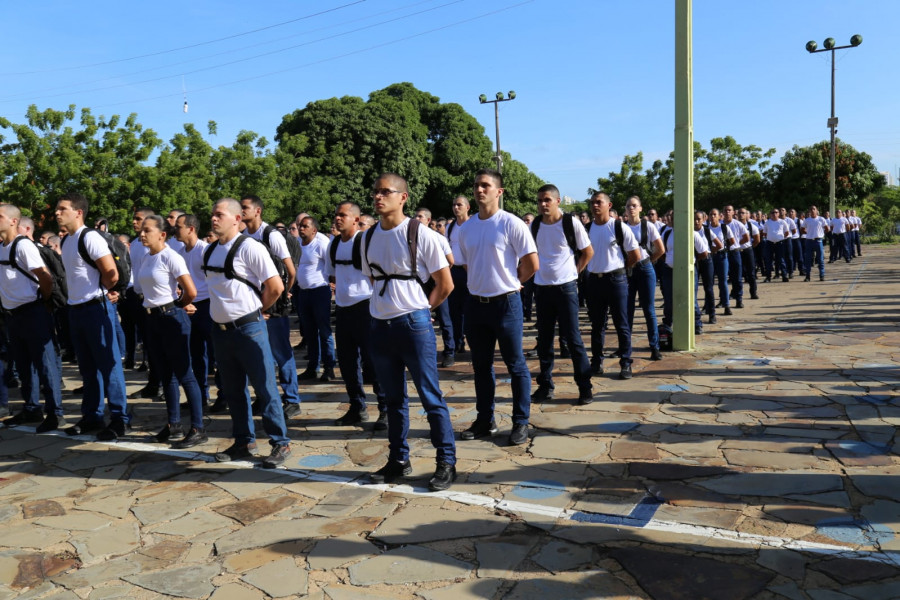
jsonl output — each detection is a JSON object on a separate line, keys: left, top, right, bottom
{"left": 0, "top": 0, "right": 465, "bottom": 106}
{"left": 0, "top": 1, "right": 368, "bottom": 76}
{"left": 92, "top": 0, "right": 533, "bottom": 110}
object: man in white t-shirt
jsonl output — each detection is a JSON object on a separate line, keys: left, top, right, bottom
{"left": 624, "top": 196, "right": 665, "bottom": 361}
{"left": 204, "top": 198, "right": 291, "bottom": 469}
{"left": 295, "top": 216, "right": 337, "bottom": 383}
{"left": 326, "top": 201, "right": 386, "bottom": 429}
{"left": 848, "top": 209, "right": 862, "bottom": 257}
{"left": 829, "top": 209, "right": 852, "bottom": 264}
{"left": 55, "top": 192, "right": 130, "bottom": 441}
{"left": 530, "top": 184, "right": 594, "bottom": 404}
{"left": 585, "top": 192, "right": 641, "bottom": 379}
{"left": 458, "top": 169, "right": 539, "bottom": 447}
{"left": 738, "top": 207, "right": 761, "bottom": 299}
{"left": 0, "top": 204, "right": 63, "bottom": 431}
{"left": 763, "top": 209, "right": 790, "bottom": 282}
{"left": 722, "top": 205, "right": 750, "bottom": 308}
{"left": 445, "top": 196, "right": 471, "bottom": 360}
{"left": 241, "top": 195, "right": 303, "bottom": 418}
{"left": 414, "top": 207, "right": 456, "bottom": 367}
{"left": 361, "top": 173, "right": 456, "bottom": 491}
{"left": 800, "top": 204, "right": 829, "bottom": 281}
{"left": 175, "top": 213, "right": 218, "bottom": 412}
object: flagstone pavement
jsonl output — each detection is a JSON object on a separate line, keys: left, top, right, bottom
{"left": 0, "top": 245, "right": 898, "bottom": 600}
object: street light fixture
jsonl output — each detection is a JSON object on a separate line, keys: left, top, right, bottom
{"left": 478, "top": 90, "right": 517, "bottom": 174}
{"left": 805, "top": 35, "right": 862, "bottom": 218}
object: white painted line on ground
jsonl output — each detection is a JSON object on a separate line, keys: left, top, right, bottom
{"left": 11, "top": 427, "right": 899, "bottom": 566}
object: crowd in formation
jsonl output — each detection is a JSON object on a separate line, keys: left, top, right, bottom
{"left": 0, "top": 169, "right": 863, "bottom": 491}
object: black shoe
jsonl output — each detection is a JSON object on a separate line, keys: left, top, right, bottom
{"left": 136, "top": 362, "right": 148, "bottom": 372}
{"left": 591, "top": 360, "right": 604, "bottom": 375}
{"left": 559, "top": 347, "right": 571, "bottom": 359}
{"left": 441, "top": 354, "right": 456, "bottom": 368}
{"left": 804, "top": 275, "right": 811, "bottom": 282}
{"left": 619, "top": 365, "right": 633, "bottom": 380}
{"left": 5, "top": 408, "right": 44, "bottom": 426}
{"left": 531, "top": 386, "right": 554, "bottom": 403}
{"left": 577, "top": 389, "right": 594, "bottom": 406}
{"left": 695, "top": 326, "right": 703, "bottom": 335}
{"left": 716, "top": 301, "right": 725, "bottom": 308}
{"left": 764, "top": 276, "right": 771, "bottom": 283}
{"left": 319, "top": 368, "right": 335, "bottom": 383}
{"left": 209, "top": 397, "right": 229, "bottom": 414}
{"left": 820, "top": 275, "right": 825, "bottom": 281}
{"left": 782, "top": 277, "right": 790, "bottom": 283}
{"left": 283, "top": 402, "right": 302, "bottom": 419}
{"left": 251, "top": 398, "right": 262, "bottom": 416}
{"left": 128, "top": 386, "right": 158, "bottom": 400}
{"left": 723, "top": 307, "right": 733, "bottom": 316}
{"left": 369, "top": 459, "right": 412, "bottom": 484}
{"left": 294, "top": 339, "right": 307, "bottom": 350}
{"left": 70, "top": 385, "right": 84, "bottom": 395}
{"left": 97, "top": 419, "right": 128, "bottom": 442}
{"left": 0, "top": 406, "right": 9, "bottom": 419}
{"left": 173, "top": 427, "right": 208, "bottom": 449}
{"left": 335, "top": 407, "right": 369, "bottom": 426}
{"left": 215, "top": 442, "right": 258, "bottom": 462}
{"left": 298, "top": 369, "right": 318, "bottom": 381}
{"left": 455, "top": 344, "right": 466, "bottom": 354}
{"left": 262, "top": 444, "right": 292, "bottom": 469}
{"left": 708, "top": 315, "right": 717, "bottom": 324}
{"left": 65, "top": 418, "right": 105, "bottom": 436}
{"left": 373, "top": 410, "right": 388, "bottom": 431}
{"left": 123, "top": 358, "right": 135, "bottom": 370}
{"left": 509, "top": 423, "right": 529, "bottom": 446}
{"left": 428, "top": 462, "right": 457, "bottom": 491}
{"left": 460, "top": 419, "right": 498, "bottom": 440}
{"left": 650, "top": 348, "right": 663, "bottom": 361}
{"left": 154, "top": 423, "right": 184, "bottom": 443}
{"left": 735, "top": 301, "right": 744, "bottom": 309}
{"left": 36, "top": 414, "right": 65, "bottom": 433}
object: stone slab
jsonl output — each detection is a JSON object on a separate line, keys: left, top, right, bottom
{"left": 370, "top": 506, "right": 508, "bottom": 544}
{"left": 36, "top": 511, "right": 113, "bottom": 531}
{"left": 505, "top": 569, "right": 636, "bottom": 599}
{"left": 208, "top": 583, "right": 264, "bottom": 600}
{"left": 69, "top": 522, "right": 141, "bottom": 564}
{"left": 530, "top": 436, "right": 606, "bottom": 462}
{"left": 348, "top": 545, "right": 471, "bottom": 585}
{"left": 418, "top": 579, "right": 503, "bottom": 600}
{"left": 214, "top": 517, "right": 335, "bottom": 555}
{"left": 475, "top": 537, "right": 536, "bottom": 579}
{"left": 532, "top": 539, "right": 593, "bottom": 573}
{"left": 152, "top": 509, "right": 236, "bottom": 536}
{"left": 697, "top": 472, "right": 843, "bottom": 497}
{"left": 214, "top": 494, "right": 297, "bottom": 525}
{"left": 307, "top": 535, "right": 379, "bottom": 571}
{"left": 125, "top": 564, "right": 220, "bottom": 599}
{"left": 241, "top": 557, "right": 308, "bottom": 597}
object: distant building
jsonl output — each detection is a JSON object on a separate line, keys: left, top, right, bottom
{"left": 879, "top": 171, "right": 895, "bottom": 187}
{"left": 562, "top": 195, "right": 577, "bottom": 206}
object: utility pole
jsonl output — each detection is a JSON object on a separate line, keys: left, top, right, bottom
{"left": 478, "top": 91, "right": 516, "bottom": 210}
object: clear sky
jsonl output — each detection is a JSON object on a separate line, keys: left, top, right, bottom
{"left": 2, "top": 0, "right": 897, "bottom": 205}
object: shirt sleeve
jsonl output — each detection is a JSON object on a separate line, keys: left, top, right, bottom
{"left": 620, "top": 223, "right": 639, "bottom": 252}
{"left": 267, "top": 229, "right": 291, "bottom": 261}
{"left": 509, "top": 216, "right": 538, "bottom": 259}
{"left": 18, "top": 240, "right": 45, "bottom": 271}
{"left": 166, "top": 250, "right": 190, "bottom": 279}
{"left": 244, "top": 239, "right": 279, "bottom": 283}
{"left": 573, "top": 219, "right": 592, "bottom": 250}
{"left": 83, "top": 230, "right": 111, "bottom": 262}
{"left": 418, "top": 226, "right": 449, "bottom": 276}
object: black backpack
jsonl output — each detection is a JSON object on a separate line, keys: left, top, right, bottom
{"left": 329, "top": 232, "right": 364, "bottom": 270}
{"left": 202, "top": 234, "right": 291, "bottom": 317}
{"left": 61, "top": 228, "right": 131, "bottom": 294}
{"left": 0, "top": 237, "right": 67, "bottom": 309}
{"left": 530, "top": 213, "right": 584, "bottom": 260}
{"left": 363, "top": 218, "right": 423, "bottom": 297}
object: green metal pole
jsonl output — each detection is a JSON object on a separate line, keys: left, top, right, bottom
{"left": 674, "top": 0, "right": 695, "bottom": 351}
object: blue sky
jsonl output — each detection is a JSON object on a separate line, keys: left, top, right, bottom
{"left": 2, "top": 0, "right": 897, "bottom": 205}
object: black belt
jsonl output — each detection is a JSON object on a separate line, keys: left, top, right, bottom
{"left": 193, "top": 298, "right": 210, "bottom": 305}
{"left": 70, "top": 296, "right": 105, "bottom": 309}
{"left": 10, "top": 299, "right": 44, "bottom": 314}
{"left": 590, "top": 268, "right": 626, "bottom": 278}
{"left": 146, "top": 301, "right": 176, "bottom": 316}
{"left": 471, "top": 291, "right": 517, "bottom": 303}
{"left": 215, "top": 310, "right": 261, "bottom": 331}
{"left": 637, "top": 257, "right": 651, "bottom": 266}
{"left": 813, "top": 237, "right": 824, "bottom": 241}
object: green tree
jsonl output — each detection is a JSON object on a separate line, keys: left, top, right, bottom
{"left": 770, "top": 139, "right": 886, "bottom": 208}
{"left": 693, "top": 136, "right": 775, "bottom": 210}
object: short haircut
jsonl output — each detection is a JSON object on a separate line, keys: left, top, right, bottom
{"left": 59, "top": 192, "right": 89, "bottom": 216}
{"left": 241, "top": 195, "right": 264, "bottom": 210}
{"left": 626, "top": 195, "right": 641, "bottom": 206}
{"left": 375, "top": 173, "right": 409, "bottom": 194}
{"left": 134, "top": 206, "right": 155, "bottom": 217}
{"left": 48, "top": 235, "right": 61, "bottom": 246}
{"left": 19, "top": 216, "right": 34, "bottom": 231}
{"left": 169, "top": 208, "right": 186, "bottom": 217}
{"left": 537, "top": 184, "right": 560, "bottom": 197}
{"left": 180, "top": 214, "right": 201, "bottom": 231}
{"left": 337, "top": 201, "right": 361, "bottom": 216}
{"left": 215, "top": 198, "right": 242, "bottom": 216}
{"left": 360, "top": 214, "right": 375, "bottom": 225}
{"left": 590, "top": 191, "right": 610, "bottom": 203}
{"left": 475, "top": 168, "right": 503, "bottom": 188}
{"left": 0, "top": 204, "right": 21, "bottom": 221}
{"left": 453, "top": 195, "right": 469, "bottom": 206}
{"left": 301, "top": 216, "right": 320, "bottom": 231}
{"left": 416, "top": 207, "right": 432, "bottom": 220}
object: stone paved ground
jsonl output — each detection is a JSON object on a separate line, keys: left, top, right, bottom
{"left": 0, "top": 245, "right": 898, "bottom": 600}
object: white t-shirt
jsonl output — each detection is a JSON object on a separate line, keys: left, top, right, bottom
{"left": 138, "top": 246, "right": 189, "bottom": 308}
{"left": 664, "top": 229, "right": 708, "bottom": 268}
{"left": 249, "top": 222, "right": 291, "bottom": 261}
{"left": 534, "top": 217, "right": 590, "bottom": 286}
{"left": 706, "top": 223, "right": 732, "bottom": 252}
{"left": 587, "top": 219, "right": 638, "bottom": 274}
{"left": 803, "top": 216, "right": 828, "bottom": 240}
{"left": 167, "top": 238, "right": 185, "bottom": 253}
{"left": 178, "top": 240, "right": 209, "bottom": 302}
{"left": 130, "top": 235, "right": 150, "bottom": 294}
{"left": 740, "top": 221, "right": 758, "bottom": 250}
{"left": 831, "top": 217, "right": 849, "bottom": 234}
{"left": 296, "top": 232, "right": 330, "bottom": 290}
{"left": 0, "top": 236, "right": 43, "bottom": 309}
{"left": 62, "top": 226, "right": 110, "bottom": 304}
{"left": 724, "top": 220, "right": 748, "bottom": 250}
{"left": 764, "top": 219, "right": 789, "bottom": 242}
{"left": 361, "top": 218, "right": 447, "bottom": 320}
{"left": 625, "top": 219, "right": 662, "bottom": 262}
{"left": 458, "top": 210, "right": 537, "bottom": 297}
{"left": 325, "top": 233, "right": 374, "bottom": 308}
{"left": 787, "top": 218, "right": 799, "bottom": 239}
{"left": 447, "top": 219, "right": 468, "bottom": 266}
{"left": 205, "top": 235, "right": 279, "bottom": 323}
{"left": 850, "top": 215, "right": 861, "bottom": 230}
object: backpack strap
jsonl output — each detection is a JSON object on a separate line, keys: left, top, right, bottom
{"left": 201, "top": 235, "right": 261, "bottom": 297}
{"left": 329, "top": 235, "right": 340, "bottom": 268}
{"left": 561, "top": 213, "right": 579, "bottom": 257}
{"left": 447, "top": 219, "right": 455, "bottom": 239}
{"left": 262, "top": 225, "right": 274, "bottom": 248}
{"left": 614, "top": 219, "right": 625, "bottom": 257}
{"left": 330, "top": 232, "right": 364, "bottom": 270}
{"left": 530, "top": 217, "right": 541, "bottom": 240}
{"left": 640, "top": 218, "right": 648, "bottom": 251}
{"left": 77, "top": 229, "right": 100, "bottom": 271}
{"left": 0, "top": 237, "right": 39, "bottom": 284}
{"left": 662, "top": 228, "right": 672, "bottom": 251}
{"left": 363, "top": 220, "right": 422, "bottom": 297}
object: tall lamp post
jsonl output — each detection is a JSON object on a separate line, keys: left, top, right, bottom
{"left": 479, "top": 91, "right": 516, "bottom": 209}
{"left": 805, "top": 35, "right": 862, "bottom": 218}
